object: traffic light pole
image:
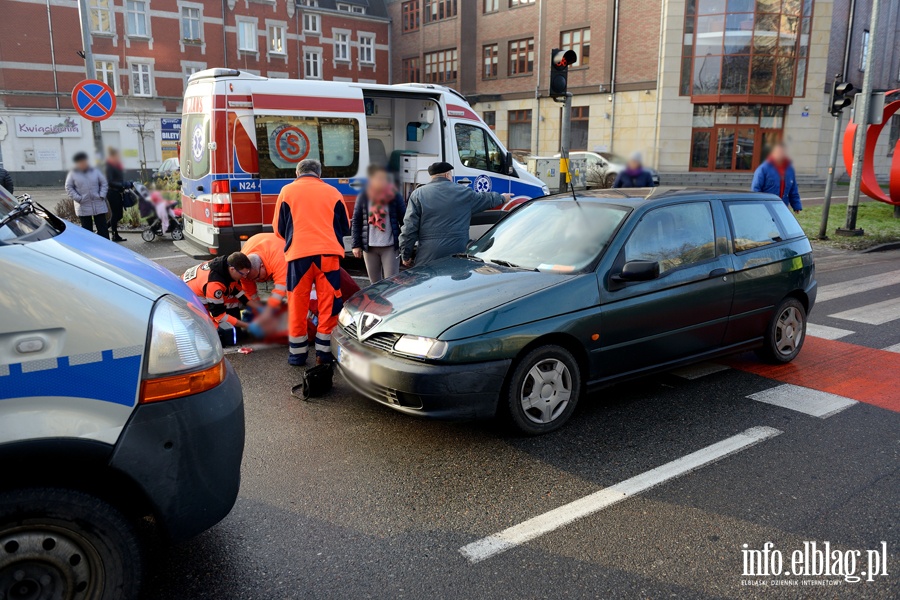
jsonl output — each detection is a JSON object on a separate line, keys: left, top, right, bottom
{"left": 840, "top": 0, "right": 882, "bottom": 235}
{"left": 818, "top": 104, "right": 843, "bottom": 239}
{"left": 76, "top": 0, "right": 105, "bottom": 163}
{"left": 558, "top": 93, "right": 572, "bottom": 192}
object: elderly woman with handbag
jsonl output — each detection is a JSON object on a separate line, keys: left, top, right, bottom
{"left": 65, "top": 151, "right": 110, "bottom": 239}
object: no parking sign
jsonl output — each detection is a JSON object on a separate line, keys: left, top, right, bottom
{"left": 72, "top": 80, "right": 116, "bottom": 122}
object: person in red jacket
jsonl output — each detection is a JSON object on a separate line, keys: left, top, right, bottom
{"left": 272, "top": 159, "right": 350, "bottom": 366}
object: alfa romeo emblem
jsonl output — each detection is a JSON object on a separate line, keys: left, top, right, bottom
{"left": 357, "top": 313, "right": 382, "bottom": 338}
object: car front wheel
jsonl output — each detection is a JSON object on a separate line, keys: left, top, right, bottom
{"left": 0, "top": 488, "right": 142, "bottom": 600}
{"left": 504, "top": 345, "right": 581, "bottom": 435}
{"left": 756, "top": 297, "right": 806, "bottom": 364}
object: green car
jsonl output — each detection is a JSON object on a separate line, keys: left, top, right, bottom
{"left": 332, "top": 188, "right": 816, "bottom": 435}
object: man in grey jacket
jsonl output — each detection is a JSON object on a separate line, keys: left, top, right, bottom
{"left": 399, "top": 162, "right": 511, "bottom": 266}
{"left": 65, "top": 152, "right": 109, "bottom": 238}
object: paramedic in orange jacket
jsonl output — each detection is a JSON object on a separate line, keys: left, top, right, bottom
{"left": 183, "top": 252, "right": 254, "bottom": 330}
{"left": 273, "top": 159, "right": 350, "bottom": 365}
{"left": 241, "top": 232, "right": 289, "bottom": 331}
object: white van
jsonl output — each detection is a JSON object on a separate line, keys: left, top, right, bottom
{"left": 176, "top": 69, "right": 548, "bottom": 257}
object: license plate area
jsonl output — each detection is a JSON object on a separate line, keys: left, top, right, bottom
{"left": 337, "top": 344, "right": 370, "bottom": 382}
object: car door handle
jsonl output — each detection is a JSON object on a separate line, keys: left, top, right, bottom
{"left": 349, "top": 181, "right": 364, "bottom": 190}
{"left": 457, "top": 178, "right": 472, "bottom": 185}
{"left": 709, "top": 268, "right": 728, "bottom": 279}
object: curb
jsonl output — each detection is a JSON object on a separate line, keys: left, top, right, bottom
{"left": 861, "top": 241, "right": 900, "bottom": 253}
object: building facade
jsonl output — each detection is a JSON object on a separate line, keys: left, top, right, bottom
{"left": 0, "top": 0, "right": 390, "bottom": 185}
{"left": 389, "top": 0, "right": 899, "bottom": 182}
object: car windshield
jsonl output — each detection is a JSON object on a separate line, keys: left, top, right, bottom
{"left": 468, "top": 200, "right": 629, "bottom": 272}
{"left": 0, "top": 190, "right": 46, "bottom": 243}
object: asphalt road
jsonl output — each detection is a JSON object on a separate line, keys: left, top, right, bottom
{"left": 121, "top": 232, "right": 900, "bottom": 600}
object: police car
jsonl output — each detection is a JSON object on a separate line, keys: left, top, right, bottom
{"left": 0, "top": 189, "right": 244, "bottom": 598}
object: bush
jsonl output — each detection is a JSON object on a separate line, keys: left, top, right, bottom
{"left": 54, "top": 198, "right": 78, "bottom": 223}
{"left": 122, "top": 205, "right": 143, "bottom": 228}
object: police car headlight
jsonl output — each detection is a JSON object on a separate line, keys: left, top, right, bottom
{"left": 392, "top": 335, "right": 448, "bottom": 360}
{"left": 141, "top": 295, "right": 225, "bottom": 403}
{"left": 338, "top": 307, "right": 354, "bottom": 329}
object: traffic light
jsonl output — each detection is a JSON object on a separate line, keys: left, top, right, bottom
{"left": 549, "top": 49, "right": 577, "bottom": 99}
{"left": 830, "top": 80, "right": 855, "bottom": 116}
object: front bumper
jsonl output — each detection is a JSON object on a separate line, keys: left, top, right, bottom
{"left": 332, "top": 326, "right": 510, "bottom": 420}
{"left": 109, "top": 360, "right": 245, "bottom": 542}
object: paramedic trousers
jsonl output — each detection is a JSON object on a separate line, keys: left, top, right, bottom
{"left": 286, "top": 255, "right": 343, "bottom": 365}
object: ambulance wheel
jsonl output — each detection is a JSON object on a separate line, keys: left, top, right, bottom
{"left": 141, "top": 229, "right": 156, "bottom": 242}
{"left": 0, "top": 488, "right": 142, "bottom": 600}
{"left": 171, "top": 228, "right": 184, "bottom": 241}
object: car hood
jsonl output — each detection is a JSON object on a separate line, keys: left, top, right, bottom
{"left": 29, "top": 221, "right": 203, "bottom": 309}
{"left": 346, "top": 257, "right": 576, "bottom": 339}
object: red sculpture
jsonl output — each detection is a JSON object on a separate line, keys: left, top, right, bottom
{"left": 842, "top": 90, "right": 900, "bottom": 206}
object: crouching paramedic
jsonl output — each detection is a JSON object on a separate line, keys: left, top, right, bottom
{"left": 273, "top": 159, "right": 350, "bottom": 366}
{"left": 183, "top": 252, "right": 254, "bottom": 331}
{"left": 241, "top": 232, "right": 289, "bottom": 335}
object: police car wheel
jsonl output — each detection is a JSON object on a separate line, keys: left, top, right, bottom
{"left": 0, "top": 488, "right": 142, "bottom": 600}
{"left": 140, "top": 229, "right": 155, "bottom": 242}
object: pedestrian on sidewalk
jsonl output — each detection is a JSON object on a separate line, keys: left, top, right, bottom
{"left": 65, "top": 152, "right": 109, "bottom": 238}
{"left": 751, "top": 143, "right": 802, "bottom": 213}
{"left": 352, "top": 165, "right": 406, "bottom": 284}
{"left": 612, "top": 152, "right": 655, "bottom": 188}
{"left": 0, "top": 165, "right": 14, "bottom": 194}
{"left": 399, "top": 161, "right": 511, "bottom": 267}
{"left": 105, "top": 147, "right": 127, "bottom": 242}
{"left": 273, "top": 158, "right": 350, "bottom": 366}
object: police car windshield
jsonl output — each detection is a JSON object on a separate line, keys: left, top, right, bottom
{"left": 0, "top": 190, "right": 48, "bottom": 243}
{"left": 467, "top": 200, "right": 629, "bottom": 273}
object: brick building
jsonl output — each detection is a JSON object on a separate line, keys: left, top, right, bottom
{"left": 0, "top": 0, "right": 390, "bottom": 185}
{"left": 389, "top": 0, "right": 899, "bottom": 183}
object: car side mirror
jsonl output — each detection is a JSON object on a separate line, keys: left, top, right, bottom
{"left": 612, "top": 260, "right": 659, "bottom": 282}
{"left": 505, "top": 152, "right": 514, "bottom": 175}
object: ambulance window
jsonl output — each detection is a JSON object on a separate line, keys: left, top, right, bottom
{"left": 455, "top": 124, "right": 504, "bottom": 174}
{"left": 255, "top": 115, "right": 359, "bottom": 179}
{"left": 181, "top": 114, "right": 210, "bottom": 180}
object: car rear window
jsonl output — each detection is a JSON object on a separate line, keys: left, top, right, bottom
{"left": 726, "top": 201, "right": 803, "bottom": 252}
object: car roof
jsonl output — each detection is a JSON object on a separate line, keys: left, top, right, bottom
{"left": 542, "top": 187, "right": 780, "bottom": 207}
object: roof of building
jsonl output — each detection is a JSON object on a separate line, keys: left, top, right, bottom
{"left": 298, "top": 0, "right": 388, "bottom": 19}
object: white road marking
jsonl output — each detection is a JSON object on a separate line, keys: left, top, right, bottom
{"left": 806, "top": 323, "right": 855, "bottom": 340}
{"left": 669, "top": 362, "right": 730, "bottom": 380}
{"left": 747, "top": 384, "right": 857, "bottom": 418}
{"left": 883, "top": 343, "right": 900, "bottom": 353}
{"left": 150, "top": 254, "right": 186, "bottom": 262}
{"left": 458, "top": 426, "right": 782, "bottom": 564}
{"left": 816, "top": 270, "right": 900, "bottom": 303}
{"left": 829, "top": 298, "right": 900, "bottom": 325}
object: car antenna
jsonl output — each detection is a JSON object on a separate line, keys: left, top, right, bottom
{"left": 561, "top": 148, "right": 578, "bottom": 202}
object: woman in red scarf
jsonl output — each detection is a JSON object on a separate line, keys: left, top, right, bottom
{"left": 351, "top": 165, "right": 407, "bottom": 284}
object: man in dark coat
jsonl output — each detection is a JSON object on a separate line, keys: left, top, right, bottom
{"left": 612, "top": 152, "right": 655, "bottom": 188}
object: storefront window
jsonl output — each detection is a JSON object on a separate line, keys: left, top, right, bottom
{"left": 679, "top": 0, "right": 813, "bottom": 99}
{"left": 689, "top": 104, "right": 783, "bottom": 171}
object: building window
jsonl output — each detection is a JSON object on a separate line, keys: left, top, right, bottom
{"left": 299, "top": 0, "right": 318, "bottom": 5}
{"left": 130, "top": 62, "right": 152, "bottom": 96}
{"left": 304, "top": 13, "right": 320, "bottom": 34}
{"left": 560, "top": 28, "right": 590, "bottom": 67}
{"left": 95, "top": 60, "right": 117, "bottom": 92}
{"left": 359, "top": 35, "right": 375, "bottom": 64}
{"left": 424, "top": 49, "right": 458, "bottom": 83}
{"left": 484, "top": 0, "right": 498, "bottom": 12}
{"left": 125, "top": 0, "right": 149, "bottom": 37}
{"left": 183, "top": 63, "right": 204, "bottom": 87}
{"left": 508, "top": 38, "right": 534, "bottom": 75}
{"left": 304, "top": 50, "right": 322, "bottom": 79}
{"left": 689, "top": 104, "right": 784, "bottom": 172}
{"left": 268, "top": 24, "right": 286, "bottom": 55}
{"left": 181, "top": 6, "right": 201, "bottom": 42}
{"left": 569, "top": 106, "right": 589, "bottom": 150}
{"left": 424, "top": 0, "right": 457, "bottom": 24}
{"left": 483, "top": 111, "right": 496, "bottom": 130}
{"left": 402, "top": 1, "right": 420, "bottom": 32}
{"left": 859, "top": 30, "right": 869, "bottom": 71}
{"left": 679, "top": 0, "right": 812, "bottom": 98}
{"left": 508, "top": 110, "right": 532, "bottom": 151}
{"left": 509, "top": 0, "right": 534, "bottom": 6}
{"left": 402, "top": 57, "right": 420, "bottom": 82}
{"left": 337, "top": 3, "right": 365, "bottom": 12}
{"left": 334, "top": 32, "right": 350, "bottom": 61}
{"left": 237, "top": 21, "right": 257, "bottom": 52}
{"left": 90, "top": 0, "right": 114, "bottom": 34}
{"left": 482, "top": 44, "right": 498, "bottom": 79}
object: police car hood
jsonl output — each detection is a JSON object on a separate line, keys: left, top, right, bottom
{"left": 29, "top": 222, "right": 203, "bottom": 309}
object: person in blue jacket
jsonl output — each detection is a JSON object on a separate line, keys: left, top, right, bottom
{"left": 751, "top": 143, "right": 802, "bottom": 213}
{"left": 612, "top": 152, "right": 655, "bottom": 188}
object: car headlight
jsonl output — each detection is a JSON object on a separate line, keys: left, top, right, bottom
{"left": 141, "top": 295, "right": 225, "bottom": 403}
{"left": 392, "top": 335, "right": 448, "bottom": 359}
{"left": 338, "top": 307, "right": 354, "bottom": 329}
{"left": 541, "top": 185, "right": 550, "bottom": 195}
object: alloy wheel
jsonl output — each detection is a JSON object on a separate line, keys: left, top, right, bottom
{"left": 774, "top": 306, "right": 804, "bottom": 356}
{"left": 520, "top": 358, "right": 573, "bottom": 424}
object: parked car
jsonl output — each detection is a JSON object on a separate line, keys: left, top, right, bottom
{"left": 154, "top": 157, "right": 180, "bottom": 179}
{"left": 0, "top": 189, "right": 244, "bottom": 598}
{"left": 598, "top": 152, "right": 661, "bottom": 187}
{"left": 333, "top": 188, "right": 815, "bottom": 435}
{"left": 559, "top": 151, "right": 661, "bottom": 189}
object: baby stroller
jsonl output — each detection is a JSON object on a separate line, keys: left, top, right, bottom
{"left": 133, "top": 182, "right": 184, "bottom": 242}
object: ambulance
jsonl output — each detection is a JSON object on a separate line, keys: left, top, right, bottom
{"left": 176, "top": 69, "right": 548, "bottom": 258}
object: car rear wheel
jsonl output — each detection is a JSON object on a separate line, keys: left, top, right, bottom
{"left": 0, "top": 488, "right": 142, "bottom": 600}
{"left": 756, "top": 297, "right": 806, "bottom": 364}
{"left": 504, "top": 345, "right": 581, "bottom": 435}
